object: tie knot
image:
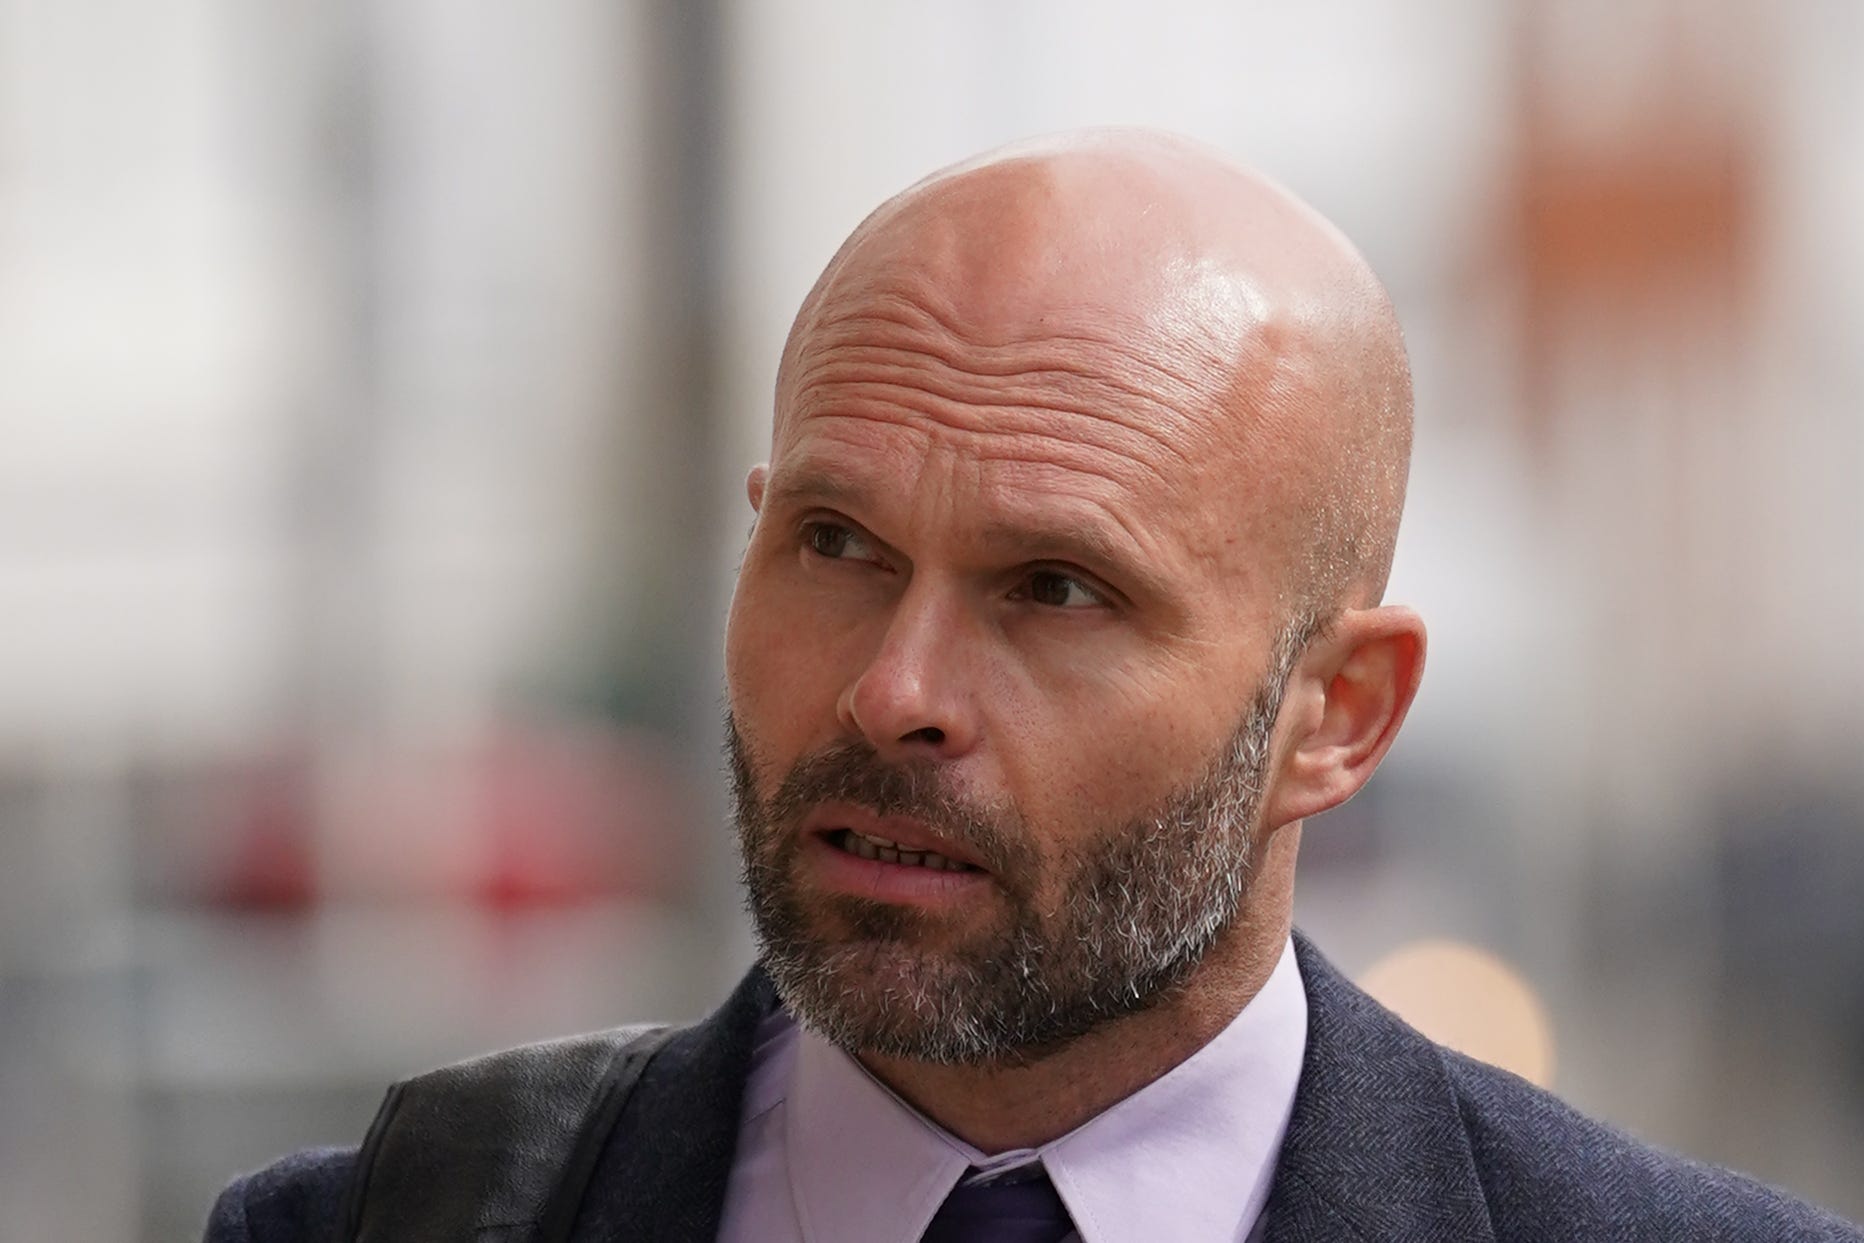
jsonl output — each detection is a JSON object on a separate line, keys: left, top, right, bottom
{"left": 920, "top": 1165, "right": 1076, "bottom": 1243}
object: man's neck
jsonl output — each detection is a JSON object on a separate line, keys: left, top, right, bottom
{"left": 854, "top": 837, "right": 1298, "bottom": 1153}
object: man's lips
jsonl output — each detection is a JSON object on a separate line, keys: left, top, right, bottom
{"left": 801, "top": 803, "right": 990, "bottom": 873}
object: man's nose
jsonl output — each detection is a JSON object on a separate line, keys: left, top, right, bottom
{"left": 835, "top": 583, "right": 980, "bottom": 760}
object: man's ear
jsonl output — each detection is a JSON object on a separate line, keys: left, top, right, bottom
{"left": 1263, "top": 605, "right": 1426, "bottom": 829}
{"left": 747, "top": 464, "right": 769, "bottom": 513}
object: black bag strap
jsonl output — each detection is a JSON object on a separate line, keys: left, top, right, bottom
{"left": 339, "top": 1022, "right": 679, "bottom": 1243}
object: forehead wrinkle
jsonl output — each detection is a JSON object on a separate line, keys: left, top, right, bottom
{"left": 786, "top": 343, "right": 1214, "bottom": 494}
{"left": 790, "top": 379, "right": 1188, "bottom": 498}
{"left": 794, "top": 336, "right": 1216, "bottom": 443}
{"left": 788, "top": 398, "right": 1184, "bottom": 511}
{"left": 803, "top": 294, "right": 1227, "bottom": 415}
{"left": 819, "top": 282, "right": 1204, "bottom": 376}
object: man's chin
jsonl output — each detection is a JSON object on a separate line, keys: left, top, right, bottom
{"left": 769, "top": 949, "right": 1008, "bottom": 1064}
{"left": 766, "top": 932, "right": 986, "bottom": 1007}
{"left": 798, "top": 889, "right": 1004, "bottom": 948}
{"left": 768, "top": 940, "right": 1114, "bottom": 1069}
{"left": 774, "top": 929, "right": 984, "bottom": 988}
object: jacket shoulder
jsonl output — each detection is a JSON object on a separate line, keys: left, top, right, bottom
{"left": 1443, "top": 1051, "right": 1862, "bottom": 1241}
{"left": 202, "top": 1147, "right": 358, "bottom": 1243}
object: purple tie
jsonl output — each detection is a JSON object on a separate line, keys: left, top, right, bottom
{"left": 920, "top": 1166, "right": 1076, "bottom": 1243}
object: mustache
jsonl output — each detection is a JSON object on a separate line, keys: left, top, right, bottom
{"left": 733, "top": 729, "right": 1030, "bottom": 880}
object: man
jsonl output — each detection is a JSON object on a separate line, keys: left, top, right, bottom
{"left": 206, "top": 130, "right": 1861, "bottom": 1242}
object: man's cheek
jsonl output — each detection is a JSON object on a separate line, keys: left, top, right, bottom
{"left": 732, "top": 643, "right": 837, "bottom": 760}
{"left": 726, "top": 594, "right": 794, "bottom": 702}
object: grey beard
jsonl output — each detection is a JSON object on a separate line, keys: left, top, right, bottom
{"left": 728, "top": 619, "right": 1311, "bottom": 1066}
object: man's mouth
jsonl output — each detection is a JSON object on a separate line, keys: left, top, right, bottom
{"left": 825, "top": 828, "right": 983, "bottom": 873}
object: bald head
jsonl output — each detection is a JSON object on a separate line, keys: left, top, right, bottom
{"left": 775, "top": 128, "right": 1409, "bottom": 618}
{"left": 776, "top": 128, "right": 1412, "bottom": 617}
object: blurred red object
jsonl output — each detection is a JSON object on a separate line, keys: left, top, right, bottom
{"left": 203, "top": 719, "right": 698, "bottom": 911}
{"left": 472, "top": 721, "right": 695, "bottom": 910}
{"left": 216, "top": 756, "right": 318, "bottom": 911}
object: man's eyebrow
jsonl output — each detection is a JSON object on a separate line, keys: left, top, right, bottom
{"left": 763, "top": 462, "right": 1173, "bottom": 602}
{"left": 975, "top": 518, "right": 1166, "bottom": 601}
{"left": 761, "top": 466, "right": 871, "bottom": 513}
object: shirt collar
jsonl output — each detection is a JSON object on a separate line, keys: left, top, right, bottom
{"left": 787, "top": 1014, "right": 971, "bottom": 1243}
{"left": 786, "top": 937, "right": 1308, "bottom": 1243}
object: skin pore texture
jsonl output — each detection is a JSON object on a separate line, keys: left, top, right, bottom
{"left": 723, "top": 128, "right": 1427, "bottom": 1153}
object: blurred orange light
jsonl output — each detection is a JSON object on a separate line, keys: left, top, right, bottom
{"left": 1358, "top": 939, "right": 1557, "bottom": 1087}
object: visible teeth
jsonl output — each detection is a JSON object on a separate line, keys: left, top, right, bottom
{"left": 837, "top": 830, "right": 972, "bottom": 872}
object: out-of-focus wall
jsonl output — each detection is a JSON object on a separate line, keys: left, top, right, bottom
{"left": 0, "top": 2, "right": 1859, "bottom": 1237}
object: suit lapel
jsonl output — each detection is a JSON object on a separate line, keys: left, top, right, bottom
{"left": 570, "top": 966, "right": 780, "bottom": 1243}
{"left": 1265, "top": 933, "right": 1498, "bottom": 1243}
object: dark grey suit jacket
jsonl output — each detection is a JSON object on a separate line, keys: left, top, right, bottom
{"left": 204, "top": 933, "right": 1862, "bottom": 1241}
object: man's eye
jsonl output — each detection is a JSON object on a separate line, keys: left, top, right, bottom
{"left": 1024, "top": 570, "right": 1104, "bottom": 609}
{"left": 804, "top": 521, "right": 879, "bottom": 563}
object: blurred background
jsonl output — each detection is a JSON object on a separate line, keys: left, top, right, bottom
{"left": 1, "top": 0, "right": 1860, "bottom": 1236}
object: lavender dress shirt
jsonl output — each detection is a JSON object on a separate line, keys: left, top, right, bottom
{"left": 715, "top": 937, "right": 1307, "bottom": 1243}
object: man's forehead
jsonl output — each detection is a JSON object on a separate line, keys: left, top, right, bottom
{"left": 771, "top": 272, "right": 1296, "bottom": 541}
{"left": 773, "top": 333, "right": 1228, "bottom": 518}
{"left": 768, "top": 259, "right": 1299, "bottom": 571}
